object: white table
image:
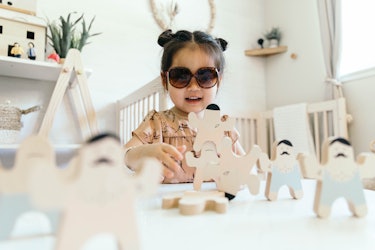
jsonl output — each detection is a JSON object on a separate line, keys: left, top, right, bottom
{"left": 1, "top": 180, "right": 374, "bottom": 250}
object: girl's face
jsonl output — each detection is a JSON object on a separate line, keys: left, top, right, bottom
{"left": 164, "top": 46, "right": 221, "bottom": 117}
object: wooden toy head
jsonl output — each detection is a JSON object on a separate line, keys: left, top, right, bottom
{"left": 321, "top": 137, "right": 356, "bottom": 182}
{"left": 271, "top": 139, "right": 296, "bottom": 160}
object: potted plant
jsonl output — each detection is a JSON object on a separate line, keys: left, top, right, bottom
{"left": 47, "top": 12, "right": 101, "bottom": 62}
{"left": 264, "top": 27, "right": 281, "bottom": 48}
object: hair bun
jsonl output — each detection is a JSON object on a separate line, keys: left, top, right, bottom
{"left": 157, "top": 29, "right": 174, "bottom": 47}
{"left": 216, "top": 38, "right": 228, "bottom": 51}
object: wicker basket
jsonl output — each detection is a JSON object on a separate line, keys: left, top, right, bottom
{"left": 0, "top": 103, "right": 41, "bottom": 144}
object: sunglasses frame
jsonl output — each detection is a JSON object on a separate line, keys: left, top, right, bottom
{"left": 165, "top": 67, "right": 220, "bottom": 89}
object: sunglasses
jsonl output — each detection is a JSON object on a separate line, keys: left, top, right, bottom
{"left": 165, "top": 67, "right": 220, "bottom": 89}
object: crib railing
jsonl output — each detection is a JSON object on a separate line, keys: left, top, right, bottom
{"left": 116, "top": 77, "right": 168, "bottom": 145}
{"left": 234, "top": 98, "right": 349, "bottom": 159}
{"left": 116, "top": 77, "right": 349, "bottom": 160}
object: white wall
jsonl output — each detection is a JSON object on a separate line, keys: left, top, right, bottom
{"left": 264, "top": 0, "right": 375, "bottom": 154}
{"left": 36, "top": 0, "right": 267, "bottom": 142}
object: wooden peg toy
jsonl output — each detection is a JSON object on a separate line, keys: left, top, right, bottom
{"left": 0, "top": 135, "right": 61, "bottom": 240}
{"left": 260, "top": 140, "right": 303, "bottom": 201}
{"left": 162, "top": 190, "right": 228, "bottom": 215}
{"left": 188, "top": 103, "right": 235, "bottom": 152}
{"left": 29, "top": 132, "right": 162, "bottom": 250}
{"left": 299, "top": 137, "right": 375, "bottom": 218}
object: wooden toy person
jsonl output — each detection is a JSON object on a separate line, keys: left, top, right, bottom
{"left": 188, "top": 103, "right": 235, "bottom": 152}
{"left": 29, "top": 133, "right": 162, "bottom": 250}
{"left": 0, "top": 135, "right": 60, "bottom": 240}
{"left": 260, "top": 140, "right": 303, "bottom": 201}
{"left": 299, "top": 137, "right": 375, "bottom": 218}
{"left": 186, "top": 137, "right": 261, "bottom": 200}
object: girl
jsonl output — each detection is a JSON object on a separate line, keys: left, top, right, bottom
{"left": 124, "top": 29, "right": 245, "bottom": 183}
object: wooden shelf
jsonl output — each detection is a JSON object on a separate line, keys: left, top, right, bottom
{"left": 244, "top": 46, "right": 288, "bottom": 57}
{"left": 0, "top": 56, "right": 91, "bottom": 82}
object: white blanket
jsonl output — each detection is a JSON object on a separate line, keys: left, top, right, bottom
{"left": 273, "top": 103, "right": 315, "bottom": 155}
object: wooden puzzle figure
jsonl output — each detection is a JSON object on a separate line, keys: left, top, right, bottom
{"left": 188, "top": 103, "right": 235, "bottom": 152}
{"left": 186, "top": 137, "right": 262, "bottom": 200}
{"left": 299, "top": 137, "right": 375, "bottom": 218}
{"left": 185, "top": 141, "right": 220, "bottom": 191}
{"left": 162, "top": 190, "right": 228, "bottom": 215}
{"left": 216, "top": 137, "right": 262, "bottom": 199}
{"left": 259, "top": 140, "right": 303, "bottom": 201}
{"left": 0, "top": 135, "right": 60, "bottom": 240}
{"left": 29, "top": 133, "right": 162, "bottom": 250}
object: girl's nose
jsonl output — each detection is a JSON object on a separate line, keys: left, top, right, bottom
{"left": 187, "top": 76, "right": 200, "bottom": 90}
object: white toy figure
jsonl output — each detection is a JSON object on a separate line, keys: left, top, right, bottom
{"left": 29, "top": 133, "right": 161, "bottom": 250}
{"left": 299, "top": 137, "right": 375, "bottom": 218}
{"left": 188, "top": 103, "right": 235, "bottom": 152}
{"left": 259, "top": 140, "right": 303, "bottom": 201}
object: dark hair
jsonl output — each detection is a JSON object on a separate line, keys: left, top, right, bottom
{"left": 157, "top": 29, "right": 228, "bottom": 75}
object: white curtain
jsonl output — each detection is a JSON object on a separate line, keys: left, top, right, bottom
{"left": 316, "top": 0, "right": 343, "bottom": 99}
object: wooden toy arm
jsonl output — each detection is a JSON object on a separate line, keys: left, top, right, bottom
{"left": 297, "top": 153, "right": 322, "bottom": 179}
{"left": 258, "top": 152, "right": 271, "bottom": 172}
{"left": 357, "top": 153, "right": 375, "bottom": 179}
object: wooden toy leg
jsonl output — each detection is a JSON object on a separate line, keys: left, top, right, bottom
{"left": 0, "top": 194, "right": 60, "bottom": 240}
{"left": 247, "top": 174, "right": 260, "bottom": 195}
{"left": 348, "top": 202, "right": 367, "bottom": 217}
{"left": 315, "top": 204, "right": 331, "bottom": 218}
{"left": 289, "top": 188, "right": 303, "bottom": 200}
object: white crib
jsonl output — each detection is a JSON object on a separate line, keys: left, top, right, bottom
{"left": 116, "top": 77, "right": 349, "bottom": 160}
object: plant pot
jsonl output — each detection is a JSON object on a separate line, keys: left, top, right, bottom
{"left": 268, "top": 39, "right": 279, "bottom": 48}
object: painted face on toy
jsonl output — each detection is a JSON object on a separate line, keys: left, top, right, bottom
{"left": 82, "top": 137, "right": 123, "bottom": 168}
{"left": 276, "top": 140, "right": 294, "bottom": 158}
{"left": 329, "top": 140, "right": 353, "bottom": 161}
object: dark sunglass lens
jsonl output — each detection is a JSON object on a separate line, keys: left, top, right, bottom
{"left": 196, "top": 68, "right": 217, "bottom": 88}
{"left": 169, "top": 68, "right": 191, "bottom": 88}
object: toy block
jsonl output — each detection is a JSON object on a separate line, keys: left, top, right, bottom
{"left": 28, "top": 133, "right": 161, "bottom": 250}
{"left": 260, "top": 140, "right": 303, "bottom": 201}
{"left": 300, "top": 137, "right": 375, "bottom": 218}
{"left": 188, "top": 104, "right": 235, "bottom": 152}
{"left": 162, "top": 190, "right": 228, "bottom": 215}
{"left": 0, "top": 135, "right": 60, "bottom": 240}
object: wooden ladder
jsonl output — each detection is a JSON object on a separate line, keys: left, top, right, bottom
{"left": 38, "top": 49, "right": 99, "bottom": 139}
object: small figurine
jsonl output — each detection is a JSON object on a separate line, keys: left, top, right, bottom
{"left": 259, "top": 140, "right": 303, "bottom": 201}
{"left": 10, "top": 42, "right": 24, "bottom": 58}
{"left": 257, "top": 38, "right": 264, "bottom": 49}
{"left": 27, "top": 42, "right": 36, "bottom": 60}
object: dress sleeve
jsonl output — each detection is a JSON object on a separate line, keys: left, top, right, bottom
{"left": 131, "top": 110, "right": 163, "bottom": 144}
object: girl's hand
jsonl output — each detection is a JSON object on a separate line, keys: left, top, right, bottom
{"left": 126, "top": 143, "right": 186, "bottom": 179}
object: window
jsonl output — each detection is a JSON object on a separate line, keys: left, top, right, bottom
{"left": 0, "top": 25, "right": 3, "bottom": 34}
{"left": 340, "top": 1, "right": 375, "bottom": 80}
{"left": 27, "top": 31, "right": 35, "bottom": 40}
